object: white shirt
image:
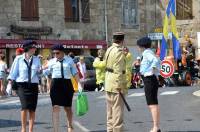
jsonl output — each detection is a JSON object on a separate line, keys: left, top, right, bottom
{"left": 44, "top": 56, "right": 77, "bottom": 79}
{"left": 8, "top": 54, "right": 41, "bottom": 83}
{"left": 140, "top": 49, "right": 160, "bottom": 77}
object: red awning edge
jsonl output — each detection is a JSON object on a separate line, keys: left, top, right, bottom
{"left": 0, "top": 39, "right": 107, "bottom": 49}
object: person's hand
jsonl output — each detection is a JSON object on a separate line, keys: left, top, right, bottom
{"left": 37, "top": 69, "right": 42, "bottom": 74}
{"left": 78, "top": 82, "right": 83, "bottom": 93}
{"left": 8, "top": 80, "right": 12, "bottom": 84}
{"left": 42, "top": 65, "right": 48, "bottom": 70}
{"left": 116, "top": 88, "right": 122, "bottom": 93}
{"left": 6, "top": 83, "right": 12, "bottom": 95}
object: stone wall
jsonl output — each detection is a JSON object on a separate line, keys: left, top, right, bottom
{"left": 0, "top": 0, "right": 106, "bottom": 40}
{"left": 0, "top": 0, "right": 166, "bottom": 59}
{"left": 0, "top": 0, "right": 167, "bottom": 48}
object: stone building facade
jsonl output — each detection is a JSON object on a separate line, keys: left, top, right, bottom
{"left": 0, "top": 0, "right": 166, "bottom": 62}
{"left": 0, "top": 0, "right": 199, "bottom": 64}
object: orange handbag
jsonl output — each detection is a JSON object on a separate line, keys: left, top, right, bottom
{"left": 71, "top": 77, "right": 78, "bottom": 92}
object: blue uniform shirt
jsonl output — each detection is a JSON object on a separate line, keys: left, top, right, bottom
{"left": 140, "top": 49, "right": 160, "bottom": 77}
{"left": 8, "top": 54, "right": 41, "bottom": 83}
{"left": 44, "top": 56, "right": 77, "bottom": 79}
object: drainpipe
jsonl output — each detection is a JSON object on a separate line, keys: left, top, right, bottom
{"left": 104, "top": 0, "right": 108, "bottom": 43}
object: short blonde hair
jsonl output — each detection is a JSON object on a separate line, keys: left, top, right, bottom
{"left": 80, "top": 56, "right": 84, "bottom": 60}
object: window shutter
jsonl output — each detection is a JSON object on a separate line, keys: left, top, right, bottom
{"left": 21, "top": 0, "right": 29, "bottom": 20}
{"left": 64, "top": 0, "right": 73, "bottom": 22}
{"left": 21, "top": 0, "right": 39, "bottom": 21}
{"left": 81, "top": 0, "right": 90, "bottom": 23}
{"left": 31, "top": 0, "right": 39, "bottom": 21}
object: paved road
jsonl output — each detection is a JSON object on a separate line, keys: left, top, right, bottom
{"left": 1, "top": 86, "right": 200, "bottom": 132}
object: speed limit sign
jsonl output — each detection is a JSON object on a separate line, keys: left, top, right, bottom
{"left": 160, "top": 60, "right": 174, "bottom": 78}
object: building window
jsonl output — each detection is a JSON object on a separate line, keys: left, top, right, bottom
{"left": 176, "top": 0, "right": 193, "bottom": 20}
{"left": 21, "top": 0, "right": 39, "bottom": 21}
{"left": 64, "top": 0, "right": 79, "bottom": 22}
{"left": 64, "top": 0, "right": 90, "bottom": 23}
{"left": 122, "top": 0, "right": 138, "bottom": 28}
{"left": 81, "top": 0, "right": 90, "bottom": 22}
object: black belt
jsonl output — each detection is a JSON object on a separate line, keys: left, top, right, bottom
{"left": 52, "top": 78, "right": 70, "bottom": 81}
{"left": 17, "top": 82, "right": 38, "bottom": 85}
{"left": 105, "top": 67, "right": 126, "bottom": 74}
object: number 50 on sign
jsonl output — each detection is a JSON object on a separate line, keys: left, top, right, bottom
{"left": 160, "top": 60, "right": 174, "bottom": 78}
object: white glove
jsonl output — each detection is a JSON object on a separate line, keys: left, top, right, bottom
{"left": 78, "top": 82, "right": 83, "bottom": 93}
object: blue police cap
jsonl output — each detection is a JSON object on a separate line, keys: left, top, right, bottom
{"left": 137, "top": 36, "right": 151, "bottom": 48}
{"left": 23, "top": 40, "right": 37, "bottom": 48}
{"left": 51, "top": 44, "right": 64, "bottom": 51}
{"left": 23, "top": 40, "right": 37, "bottom": 52}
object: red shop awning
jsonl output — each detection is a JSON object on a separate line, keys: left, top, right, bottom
{"left": 0, "top": 39, "right": 107, "bottom": 49}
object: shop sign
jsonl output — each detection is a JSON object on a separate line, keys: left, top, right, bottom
{"left": 10, "top": 25, "right": 52, "bottom": 35}
{"left": 63, "top": 45, "right": 89, "bottom": 49}
{"left": 4, "top": 44, "right": 92, "bottom": 49}
{"left": 0, "top": 39, "right": 107, "bottom": 49}
{"left": 5, "top": 44, "right": 44, "bottom": 48}
{"left": 154, "top": 27, "right": 163, "bottom": 33}
{"left": 148, "top": 32, "right": 172, "bottom": 40}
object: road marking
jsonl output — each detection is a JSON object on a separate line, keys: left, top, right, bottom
{"left": 160, "top": 91, "right": 179, "bottom": 95}
{"left": 3, "top": 100, "right": 20, "bottom": 105}
{"left": 0, "top": 97, "right": 51, "bottom": 106}
{"left": 128, "top": 93, "right": 145, "bottom": 97}
{"left": 0, "top": 97, "right": 17, "bottom": 103}
{"left": 74, "top": 121, "right": 90, "bottom": 132}
{"left": 193, "top": 90, "right": 200, "bottom": 97}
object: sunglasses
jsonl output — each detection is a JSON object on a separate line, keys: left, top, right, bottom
{"left": 53, "top": 52, "right": 60, "bottom": 55}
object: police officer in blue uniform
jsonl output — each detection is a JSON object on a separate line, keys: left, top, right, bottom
{"left": 8, "top": 40, "right": 41, "bottom": 132}
{"left": 44, "top": 44, "right": 82, "bottom": 132}
{"left": 137, "top": 37, "right": 161, "bottom": 132}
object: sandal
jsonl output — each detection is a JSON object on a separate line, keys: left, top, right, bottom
{"left": 150, "top": 128, "right": 161, "bottom": 132}
{"left": 67, "top": 126, "right": 73, "bottom": 132}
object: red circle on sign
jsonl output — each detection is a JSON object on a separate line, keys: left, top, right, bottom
{"left": 160, "top": 60, "right": 174, "bottom": 78}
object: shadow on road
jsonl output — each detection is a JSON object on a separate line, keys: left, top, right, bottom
{"left": 91, "top": 130, "right": 107, "bottom": 132}
{"left": 0, "top": 104, "right": 49, "bottom": 111}
{"left": 167, "top": 131, "right": 200, "bottom": 132}
{"left": 0, "top": 119, "right": 47, "bottom": 128}
{"left": 0, "top": 105, "right": 20, "bottom": 110}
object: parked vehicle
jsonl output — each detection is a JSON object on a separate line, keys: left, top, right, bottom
{"left": 73, "top": 56, "right": 96, "bottom": 91}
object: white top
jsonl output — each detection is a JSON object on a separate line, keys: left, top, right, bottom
{"left": 0, "top": 62, "right": 7, "bottom": 72}
{"left": 44, "top": 56, "right": 77, "bottom": 79}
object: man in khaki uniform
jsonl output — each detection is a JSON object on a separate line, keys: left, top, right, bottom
{"left": 104, "top": 32, "right": 127, "bottom": 132}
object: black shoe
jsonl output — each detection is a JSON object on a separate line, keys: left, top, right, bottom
{"left": 157, "top": 129, "right": 161, "bottom": 132}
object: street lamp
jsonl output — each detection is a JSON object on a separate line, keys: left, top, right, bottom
{"left": 155, "top": 0, "right": 157, "bottom": 27}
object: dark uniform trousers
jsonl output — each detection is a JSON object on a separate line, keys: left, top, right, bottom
{"left": 106, "top": 92, "right": 124, "bottom": 132}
